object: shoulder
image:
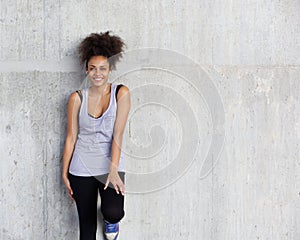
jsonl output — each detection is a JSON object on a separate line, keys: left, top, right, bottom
{"left": 68, "top": 91, "right": 82, "bottom": 106}
{"left": 116, "top": 84, "right": 130, "bottom": 101}
{"left": 69, "top": 91, "right": 79, "bottom": 101}
{"left": 118, "top": 84, "right": 129, "bottom": 94}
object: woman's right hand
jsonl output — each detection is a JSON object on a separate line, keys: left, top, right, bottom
{"left": 62, "top": 175, "right": 74, "bottom": 201}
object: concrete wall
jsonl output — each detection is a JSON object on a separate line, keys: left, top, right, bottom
{"left": 0, "top": 0, "right": 299, "bottom": 239}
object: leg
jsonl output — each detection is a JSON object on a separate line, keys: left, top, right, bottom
{"left": 97, "top": 172, "right": 125, "bottom": 223}
{"left": 97, "top": 172, "right": 125, "bottom": 240}
{"left": 69, "top": 173, "right": 98, "bottom": 240}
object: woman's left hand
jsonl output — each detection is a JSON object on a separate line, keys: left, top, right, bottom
{"left": 104, "top": 165, "right": 125, "bottom": 195}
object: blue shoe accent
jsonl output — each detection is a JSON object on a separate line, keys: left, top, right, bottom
{"left": 103, "top": 220, "right": 119, "bottom": 240}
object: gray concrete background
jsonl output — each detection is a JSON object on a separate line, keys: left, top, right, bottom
{"left": 0, "top": 0, "right": 299, "bottom": 239}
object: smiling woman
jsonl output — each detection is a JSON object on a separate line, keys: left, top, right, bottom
{"left": 87, "top": 56, "right": 110, "bottom": 87}
{"left": 61, "top": 31, "right": 130, "bottom": 240}
{"left": 78, "top": 32, "right": 124, "bottom": 71}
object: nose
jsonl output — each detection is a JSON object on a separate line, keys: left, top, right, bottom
{"left": 95, "top": 68, "right": 102, "bottom": 75}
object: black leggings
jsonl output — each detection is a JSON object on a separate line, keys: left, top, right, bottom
{"left": 69, "top": 172, "right": 125, "bottom": 240}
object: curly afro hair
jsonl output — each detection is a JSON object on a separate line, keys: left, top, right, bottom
{"left": 78, "top": 31, "right": 125, "bottom": 70}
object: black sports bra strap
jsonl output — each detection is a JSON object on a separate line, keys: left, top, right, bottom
{"left": 76, "top": 90, "right": 83, "bottom": 102}
{"left": 115, "top": 84, "right": 123, "bottom": 99}
{"left": 76, "top": 84, "right": 123, "bottom": 103}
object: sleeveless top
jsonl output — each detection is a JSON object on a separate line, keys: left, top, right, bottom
{"left": 69, "top": 83, "right": 125, "bottom": 176}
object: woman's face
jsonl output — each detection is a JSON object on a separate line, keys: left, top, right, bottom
{"left": 87, "top": 55, "right": 111, "bottom": 87}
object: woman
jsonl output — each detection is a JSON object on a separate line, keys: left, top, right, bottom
{"left": 62, "top": 31, "right": 130, "bottom": 240}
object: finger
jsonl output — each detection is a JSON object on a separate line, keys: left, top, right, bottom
{"left": 117, "top": 179, "right": 124, "bottom": 195}
{"left": 120, "top": 183, "right": 125, "bottom": 196}
{"left": 68, "top": 186, "right": 73, "bottom": 196}
{"left": 69, "top": 193, "right": 74, "bottom": 201}
{"left": 66, "top": 181, "right": 72, "bottom": 192}
{"left": 116, "top": 179, "right": 124, "bottom": 195}
{"left": 114, "top": 184, "right": 119, "bottom": 194}
{"left": 68, "top": 189, "right": 74, "bottom": 201}
{"left": 104, "top": 178, "right": 109, "bottom": 190}
{"left": 119, "top": 180, "right": 124, "bottom": 195}
{"left": 64, "top": 179, "right": 75, "bottom": 201}
{"left": 122, "top": 184, "right": 125, "bottom": 195}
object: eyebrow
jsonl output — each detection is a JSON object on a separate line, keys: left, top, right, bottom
{"left": 88, "top": 64, "right": 107, "bottom": 67}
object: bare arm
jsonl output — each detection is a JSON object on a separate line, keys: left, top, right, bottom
{"left": 104, "top": 85, "right": 131, "bottom": 195}
{"left": 111, "top": 85, "right": 131, "bottom": 169}
{"left": 62, "top": 92, "right": 81, "bottom": 199}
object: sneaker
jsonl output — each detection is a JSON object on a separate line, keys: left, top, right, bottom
{"left": 103, "top": 219, "right": 119, "bottom": 240}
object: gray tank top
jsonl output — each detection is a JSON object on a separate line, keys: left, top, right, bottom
{"left": 69, "top": 83, "right": 125, "bottom": 176}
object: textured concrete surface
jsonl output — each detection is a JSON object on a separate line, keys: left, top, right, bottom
{"left": 0, "top": 0, "right": 299, "bottom": 239}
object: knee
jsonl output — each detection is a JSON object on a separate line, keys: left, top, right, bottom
{"left": 102, "top": 207, "right": 125, "bottom": 223}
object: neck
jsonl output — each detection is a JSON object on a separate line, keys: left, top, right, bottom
{"left": 90, "top": 83, "right": 110, "bottom": 95}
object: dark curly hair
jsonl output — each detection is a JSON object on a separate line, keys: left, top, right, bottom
{"left": 78, "top": 31, "right": 125, "bottom": 70}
